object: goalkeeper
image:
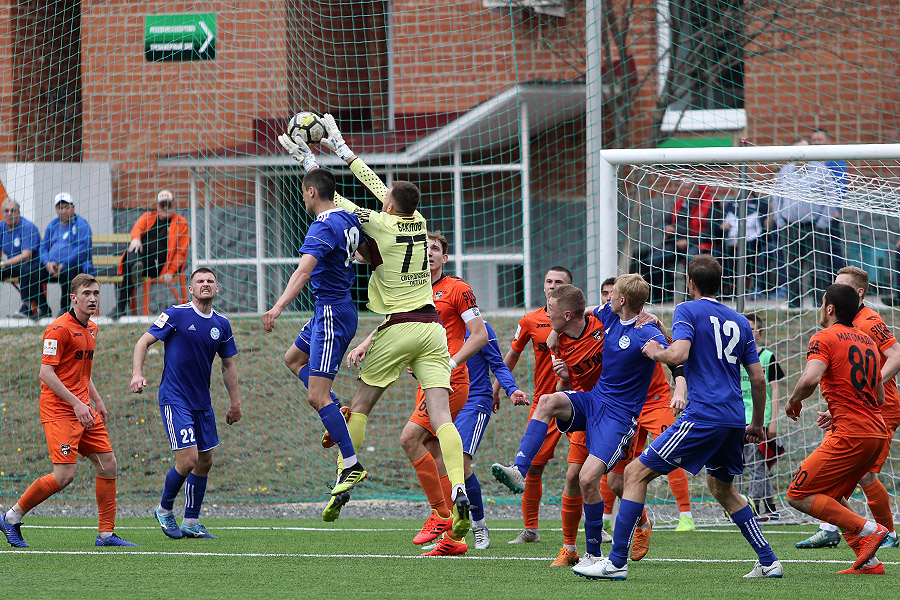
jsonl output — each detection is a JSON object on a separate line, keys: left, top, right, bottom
{"left": 278, "top": 116, "right": 472, "bottom": 537}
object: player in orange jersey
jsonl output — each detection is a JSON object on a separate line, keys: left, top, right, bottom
{"left": 1, "top": 274, "right": 136, "bottom": 548}
{"left": 796, "top": 266, "right": 900, "bottom": 550}
{"left": 785, "top": 283, "right": 891, "bottom": 574}
{"left": 351, "top": 231, "right": 487, "bottom": 556}
{"left": 491, "top": 266, "right": 574, "bottom": 545}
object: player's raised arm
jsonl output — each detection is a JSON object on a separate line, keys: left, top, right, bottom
{"left": 320, "top": 114, "right": 389, "bottom": 202}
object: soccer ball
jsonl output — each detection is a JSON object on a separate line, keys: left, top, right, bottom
{"left": 287, "top": 111, "right": 325, "bottom": 145}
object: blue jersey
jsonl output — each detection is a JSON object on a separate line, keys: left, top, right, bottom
{"left": 300, "top": 208, "right": 363, "bottom": 304}
{"left": 672, "top": 298, "right": 760, "bottom": 427}
{"left": 466, "top": 321, "right": 519, "bottom": 400}
{"left": 592, "top": 304, "right": 668, "bottom": 420}
{"left": 148, "top": 302, "right": 239, "bottom": 411}
{"left": 0, "top": 217, "right": 41, "bottom": 267}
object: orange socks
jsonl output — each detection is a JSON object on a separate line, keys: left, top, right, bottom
{"left": 862, "top": 479, "right": 895, "bottom": 533}
{"left": 522, "top": 472, "right": 543, "bottom": 530}
{"left": 439, "top": 474, "right": 453, "bottom": 508}
{"left": 809, "top": 494, "right": 866, "bottom": 535}
{"left": 412, "top": 454, "right": 450, "bottom": 518}
{"left": 561, "top": 493, "right": 583, "bottom": 546}
{"left": 668, "top": 468, "right": 692, "bottom": 512}
{"left": 600, "top": 474, "right": 616, "bottom": 515}
{"left": 17, "top": 474, "right": 62, "bottom": 513}
{"left": 96, "top": 476, "right": 117, "bottom": 533}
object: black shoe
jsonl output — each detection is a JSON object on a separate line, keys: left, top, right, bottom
{"left": 331, "top": 462, "right": 368, "bottom": 495}
{"left": 883, "top": 295, "right": 900, "bottom": 307}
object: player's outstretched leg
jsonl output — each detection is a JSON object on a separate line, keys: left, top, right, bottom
{"left": 492, "top": 418, "right": 550, "bottom": 493}
{"left": 420, "top": 531, "right": 468, "bottom": 556}
{"left": 796, "top": 526, "right": 841, "bottom": 548}
{"left": 0, "top": 513, "right": 28, "bottom": 548}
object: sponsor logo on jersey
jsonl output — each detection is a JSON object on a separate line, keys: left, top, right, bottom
{"left": 90, "top": 329, "right": 95, "bottom": 339}
{"left": 536, "top": 323, "right": 551, "bottom": 328}
{"left": 592, "top": 329, "right": 603, "bottom": 340}
{"left": 60, "top": 443, "right": 71, "bottom": 455}
{"left": 618, "top": 335, "right": 631, "bottom": 349}
{"left": 210, "top": 327, "right": 221, "bottom": 340}
{"left": 43, "top": 339, "right": 58, "bottom": 356}
{"left": 434, "top": 290, "right": 444, "bottom": 299}
{"left": 154, "top": 312, "right": 169, "bottom": 329}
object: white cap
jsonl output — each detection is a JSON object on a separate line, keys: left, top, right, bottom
{"left": 157, "top": 189, "right": 174, "bottom": 203}
{"left": 54, "top": 192, "right": 73, "bottom": 206}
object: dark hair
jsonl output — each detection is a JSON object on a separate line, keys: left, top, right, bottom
{"left": 190, "top": 267, "right": 217, "bottom": 283}
{"left": 303, "top": 169, "right": 336, "bottom": 202}
{"left": 745, "top": 312, "right": 764, "bottom": 328}
{"left": 601, "top": 277, "right": 617, "bottom": 289}
{"left": 687, "top": 254, "right": 722, "bottom": 296}
{"left": 428, "top": 230, "right": 449, "bottom": 255}
{"left": 546, "top": 266, "right": 574, "bottom": 284}
{"left": 824, "top": 283, "right": 859, "bottom": 325}
{"left": 812, "top": 127, "right": 831, "bottom": 139}
{"left": 390, "top": 181, "right": 421, "bottom": 215}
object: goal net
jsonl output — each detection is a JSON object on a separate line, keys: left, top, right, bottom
{"left": 619, "top": 151, "right": 900, "bottom": 525}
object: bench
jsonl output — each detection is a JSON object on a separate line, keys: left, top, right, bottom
{"left": 2, "top": 233, "right": 187, "bottom": 317}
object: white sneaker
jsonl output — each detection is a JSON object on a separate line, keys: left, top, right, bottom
{"left": 601, "top": 528, "right": 613, "bottom": 543}
{"left": 508, "top": 529, "right": 540, "bottom": 544}
{"left": 743, "top": 560, "right": 783, "bottom": 578}
{"left": 573, "top": 556, "right": 628, "bottom": 580}
{"left": 419, "top": 541, "right": 438, "bottom": 552}
{"left": 473, "top": 525, "right": 491, "bottom": 550}
{"left": 491, "top": 463, "right": 526, "bottom": 493}
{"left": 573, "top": 553, "right": 603, "bottom": 569}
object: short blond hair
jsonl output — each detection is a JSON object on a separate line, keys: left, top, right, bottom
{"left": 549, "top": 284, "right": 586, "bottom": 317}
{"left": 837, "top": 266, "right": 869, "bottom": 296}
{"left": 615, "top": 274, "right": 650, "bottom": 311}
{"left": 70, "top": 273, "right": 99, "bottom": 296}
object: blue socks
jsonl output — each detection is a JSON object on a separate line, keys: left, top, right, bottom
{"left": 610, "top": 499, "right": 644, "bottom": 567}
{"left": 160, "top": 467, "right": 187, "bottom": 512}
{"left": 318, "top": 403, "right": 356, "bottom": 462}
{"left": 732, "top": 505, "right": 777, "bottom": 566}
{"left": 583, "top": 500, "right": 605, "bottom": 556}
{"left": 514, "top": 419, "right": 550, "bottom": 476}
{"left": 298, "top": 364, "right": 339, "bottom": 403}
{"left": 184, "top": 473, "right": 208, "bottom": 520}
{"left": 466, "top": 472, "right": 485, "bottom": 522}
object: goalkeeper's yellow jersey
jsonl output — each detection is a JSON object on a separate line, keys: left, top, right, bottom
{"left": 334, "top": 159, "right": 433, "bottom": 315}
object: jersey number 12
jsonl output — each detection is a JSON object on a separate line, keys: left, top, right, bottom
{"left": 709, "top": 316, "right": 740, "bottom": 364}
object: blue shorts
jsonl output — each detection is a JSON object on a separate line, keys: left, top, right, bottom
{"left": 455, "top": 396, "right": 493, "bottom": 457}
{"left": 639, "top": 417, "right": 745, "bottom": 482}
{"left": 160, "top": 404, "right": 219, "bottom": 452}
{"left": 293, "top": 301, "right": 358, "bottom": 380}
{"left": 558, "top": 390, "right": 637, "bottom": 470}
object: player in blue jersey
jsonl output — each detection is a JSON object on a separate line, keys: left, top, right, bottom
{"left": 587, "top": 255, "right": 781, "bottom": 580}
{"left": 262, "top": 168, "right": 368, "bottom": 521}
{"left": 131, "top": 267, "right": 242, "bottom": 539}
{"left": 455, "top": 320, "right": 526, "bottom": 549}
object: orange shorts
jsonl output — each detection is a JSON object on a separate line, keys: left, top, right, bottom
{"left": 611, "top": 403, "right": 675, "bottom": 474}
{"left": 567, "top": 430, "right": 588, "bottom": 464}
{"left": 42, "top": 419, "right": 113, "bottom": 464}
{"left": 871, "top": 415, "right": 900, "bottom": 473}
{"left": 787, "top": 434, "right": 887, "bottom": 500}
{"left": 409, "top": 383, "right": 470, "bottom": 436}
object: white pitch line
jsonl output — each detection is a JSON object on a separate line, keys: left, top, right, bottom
{"left": 21, "top": 525, "right": 817, "bottom": 534}
{"left": 0, "top": 550, "right": 897, "bottom": 566}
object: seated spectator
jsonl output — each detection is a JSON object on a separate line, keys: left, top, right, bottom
{"left": 638, "top": 182, "right": 717, "bottom": 303}
{"left": 108, "top": 189, "right": 189, "bottom": 319}
{"left": 0, "top": 198, "right": 50, "bottom": 319}
{"left": 716, "top": 194, "right": 782, "bottom": 298}
{"left": 39, "top": 192, "right": 94, "bottom": 315}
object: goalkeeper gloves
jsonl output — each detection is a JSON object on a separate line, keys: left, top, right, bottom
{"left": 320, "top": 113, "right": 357, "bottom": 164}
{"left": 277, "top": 133, "right": 319, "bottom": 173}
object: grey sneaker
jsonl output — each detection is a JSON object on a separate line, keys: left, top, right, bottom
{"left": 796, "top": 529, "right": 841, "bottom": 548}
{"left": 473, "top": 525, "right": 490, "bottom": 550}
{"left": 743, "top": 560, "right": 783, "bottom": 578}
{"left": 491, "top": 463, "right": 526, "bottom": 493}
{"left": 508, "top": 528, "right": 540, "bottom": 544}
{"left": 601, "top": 528, "right": 613, "bottom": 543}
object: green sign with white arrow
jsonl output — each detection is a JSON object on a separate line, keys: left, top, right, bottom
{"left": 145, "top": 14, "right": 216, "bottom": 62}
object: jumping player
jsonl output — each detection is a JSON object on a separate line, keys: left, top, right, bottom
{"left": 1, "top": 274, "right": 136, "bottom": 548}
{"left": 784, "top": 283, "right": 890, "bottom": 574}
{"left": 261, "top": 168, "right": 368, "bottom": 521}
{"left": 132, "top": 268, "right": 242, "bottom": 539}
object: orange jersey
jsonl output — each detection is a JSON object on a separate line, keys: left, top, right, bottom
{"left": 511, "top": 307, "right": 556, "bottom": 402}
{"left": 556, "top": 314, "right": 604, "bottom": 392}
{"left": 854, "top": 305, "right": 900, "bottom": 421}
{"left": 433, "top": 275, "right": 479, "bottom": 386}
{"left": 40, "top": 312, "right": 99, "bottom": 423}
{"left": 643, "top": 362, "right": 672, "bottom": 409}
{"left": 806, "top": 323, "right": 888, "bottom": 439}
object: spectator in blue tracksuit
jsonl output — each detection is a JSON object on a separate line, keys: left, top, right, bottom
{"left": 0, "top": 198, "right": 49, "bottom": 319}
{"left": 40, "top": 192, "right": 94, "bottom": 315}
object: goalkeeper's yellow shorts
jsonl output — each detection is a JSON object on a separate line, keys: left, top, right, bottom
{"left": 359, "top": 321, "right": 450, "bottom": 390}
